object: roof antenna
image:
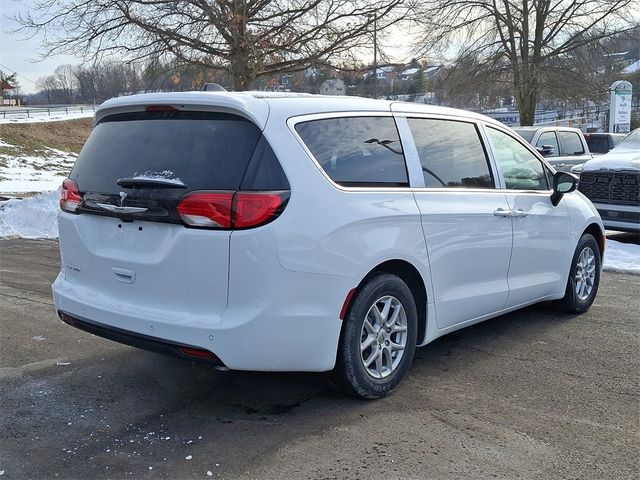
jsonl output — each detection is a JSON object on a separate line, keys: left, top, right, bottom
{"left": 202, "top": 83, "right": 227, "bottom": 92}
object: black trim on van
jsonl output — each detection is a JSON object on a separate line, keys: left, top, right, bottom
{"left": 58, "top": 311, "right": 224, "bottom": 366}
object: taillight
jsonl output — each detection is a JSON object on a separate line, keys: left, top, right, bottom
{"left": 59, "top": 178, "right": 82, "bottom": 212}
{"left": 176, "top": 192, "right": 233, "bottom": 228}
{"left": 176, "top": 191, "right": 288, "bottom": 229}
{"left": 234, "top": 192, "right": 285, "bottom": 228}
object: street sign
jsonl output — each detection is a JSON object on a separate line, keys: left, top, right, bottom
{"left": 609, "top": 80, "right": 632, "bottom": 133}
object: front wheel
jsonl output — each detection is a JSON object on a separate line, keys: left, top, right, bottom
{"left": 557, "top": 233, "right": 602, "bottom": 313}
{"left": 334, "top": 273, "right": 418, "bottom": 399}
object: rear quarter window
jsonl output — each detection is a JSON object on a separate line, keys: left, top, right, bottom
{"left": 295, "top": 116, "right": 408, "bottom": 187}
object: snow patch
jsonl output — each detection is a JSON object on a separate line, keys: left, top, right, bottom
{"left": 0, "top": 191, "right": 60, "bottom": 239}
{"left": 0, "top": 149, "right": 77, "bottom": 194}
{"left": 0, "top": 109, "right": 94, "bottom": 125}
{"left": 603, "top": 239, "right": 640, "bottom": 274}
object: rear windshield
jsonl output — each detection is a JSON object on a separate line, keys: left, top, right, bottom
{"left": 585, "top": 136, "right": 610, "bottom": 154}
{"left": 513, "top": 129, "right": 536, "bottom": 142}
{"left": 71, "top": 111, "right": 262, "bottom": 196}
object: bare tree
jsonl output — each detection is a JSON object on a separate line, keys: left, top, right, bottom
{"left": 15, "top": 0, "right": 407, "bottom": 91}
{"left": 415, "top": 0, "right": 639, "bottom": 125}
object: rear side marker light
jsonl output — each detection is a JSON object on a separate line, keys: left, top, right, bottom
{"left": 178, "top": 347, "right": 218, "bottom": 360}
{"left": 340, "top": 288, "right": 357, "bottom": 320}
{"left": 177, "top": 191, "right": 288, "bottom": 229}
{"left": 60, "top": 178, "right": 82, "bottom": 212}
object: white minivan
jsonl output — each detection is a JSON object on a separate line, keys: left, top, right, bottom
{"left": 53, "top": 92, "right": 604, "bottom": 398}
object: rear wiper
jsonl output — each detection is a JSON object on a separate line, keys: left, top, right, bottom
{"left": 116, "top": 177, "right": 187, "bottom": 188}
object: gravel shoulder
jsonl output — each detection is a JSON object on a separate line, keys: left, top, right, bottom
{"left": 0, "top": 239, "right": 638, "bottom": 479}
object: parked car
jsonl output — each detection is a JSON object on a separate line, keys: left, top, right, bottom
{"left": 513, "top": 126, "right": 592, "bottom": 172}
{"left": 577, "top": 128, "right": 640, "bottom": 233}
{"left": 53, "top": 93, "right": 605, "bottom": 399}
{"left": 584, "top": 132, "right": 626, "bottom": 155}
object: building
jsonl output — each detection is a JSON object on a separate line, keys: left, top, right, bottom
{"left": 320, "top": 79, "right": 346, "bottom": 96}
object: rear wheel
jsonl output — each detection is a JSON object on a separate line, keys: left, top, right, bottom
{"left": 334, "top": 273, "right": 417, "bottom": 399}
{"left": 557, "top": 233, "right": 601, "bottom": 313}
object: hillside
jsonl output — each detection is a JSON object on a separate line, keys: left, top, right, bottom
{"left": 0, "top": 118, "right": 93, "bottom": 195}
{"left": 0, "top": 117, "right": 93, "bottom": 156}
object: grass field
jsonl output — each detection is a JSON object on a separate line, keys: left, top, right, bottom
{"left": 0, "top": 118, "right": 93, "bottom": 156}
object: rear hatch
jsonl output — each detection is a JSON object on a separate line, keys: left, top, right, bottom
{"left": 58, "top": 108, "right": 288, "bottom": 321}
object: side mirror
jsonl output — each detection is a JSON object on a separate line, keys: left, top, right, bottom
{"left": 536, "top": 145, "right": 554, "bottom": 157}
{"left": 550, "top": 171, "right": 578, "bottom": 206}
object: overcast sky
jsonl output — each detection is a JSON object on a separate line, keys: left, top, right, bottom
{"left": 1, "top": 0, "right": 419, "bottom": 95}
{"left": 1, "top": 0, "right": 81, "bottom": 93}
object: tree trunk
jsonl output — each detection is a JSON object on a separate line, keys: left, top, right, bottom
{"left": 518, "top": 96, "right": 536, "bottom": 126}
{"left": 516, "top": 66, "right": 539, "bottom": 126}
{"left": 232, "top": 72, "right": 252, "bottom": 91}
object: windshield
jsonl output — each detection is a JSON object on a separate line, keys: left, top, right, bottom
{"left": 615, "top": 129, "right": 640, "bottom": 151}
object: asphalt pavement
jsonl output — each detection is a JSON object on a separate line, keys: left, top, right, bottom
{"left": 0, "top": 239, "right": 638, "bottom": 480}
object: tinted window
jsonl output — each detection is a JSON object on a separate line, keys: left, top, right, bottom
{"left": 295, "top": 117, "right": 408, "bottom": 187}
{"left": 72, "top": 111, "right": 263, "bottom": 197}
{"left": 558, "top": 131, "right": 584, "bottom": 155}
{"left": 487, "top": 127, "right": 549, "bottom": 190}
{"left": 585, "top": 136, "right": 610, "bottom": 154}
{"left": 536, "top": 132, "right": 559, "bottom": 157}
{"left": 407, "top": 118, "right": 493, "bottom": 188}
{"left": 513, "top": 129, "right": 536, "bottom": 142}
{"left": 240, "top": 136, "right": 289, "bottom": 190}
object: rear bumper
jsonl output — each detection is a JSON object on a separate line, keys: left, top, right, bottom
{"left": 52, "top": 268, "right": 349, "bottom": 372}
{"left": 58, "top": 311, "right": 223, "bottom": 365}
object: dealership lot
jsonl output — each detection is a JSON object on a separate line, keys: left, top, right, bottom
{"left": 1, "top": 239, "right": 638, "bottom": 480}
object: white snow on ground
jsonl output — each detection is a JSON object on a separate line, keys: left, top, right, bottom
{"left": 0, "top": 190, "right": 60, "bottom": 239}
{"left": 0, "top": 109, "right": 94, "bottom": 124}
{"left": 603, "top": 239, "right": 640, "bottom": 274}
{"left": 1, "top": 190, "right": 639, "bottom": 275}
{"left": 0, "top": 142, "right": 77, "bottom": 194}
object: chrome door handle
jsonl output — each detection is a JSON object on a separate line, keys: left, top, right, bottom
{"left": 493, "top": 208, "right": 529, "bottom": 218}
{"left": 493, "top": 208, "right": 512, "bottom": 217}
{"left": 510, "top": 209, "right": 529, "bottom": 218}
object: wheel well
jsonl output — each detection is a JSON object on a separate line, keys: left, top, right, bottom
{"left": 583, "top": 223, "right": 605, "bottom": 259}
{"left": 361, "top": 260, "right": 428, "bottom": 344}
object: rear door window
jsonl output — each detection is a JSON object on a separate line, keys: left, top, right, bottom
{"left": 558, "top": 131, "right": 585, "bottom": 156}
{"left": 407, "top": 118, "right": 494, "bottom": 188}
{"left": 295, "top": 116, "right": 408, "bottom": 187}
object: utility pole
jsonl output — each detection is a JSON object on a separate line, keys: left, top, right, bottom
{"left": 373, "top": 13, "right": 378, "bottom": 99}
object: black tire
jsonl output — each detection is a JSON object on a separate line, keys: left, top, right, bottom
{"left": 334, "top": 273, "right": 418, "bottom": 399}
{"left": 557, "top": 233, "right": 601, "bottom": 313}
